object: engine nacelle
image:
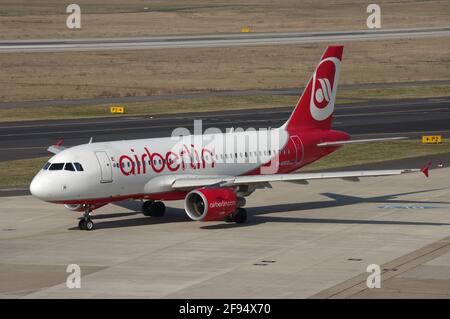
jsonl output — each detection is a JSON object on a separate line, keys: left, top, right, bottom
{"left": 184, "top": 188, "right": 238, "bottom": 221}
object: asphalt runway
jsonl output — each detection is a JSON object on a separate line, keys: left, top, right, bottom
{"left": 0, "top": 96, "right": 449, "bottom": 162}
{"left": 1, "top": 168, "right": 449, "bottom": 298}
{"left": 1, "top": 27, "right": 449, "bottom": 53}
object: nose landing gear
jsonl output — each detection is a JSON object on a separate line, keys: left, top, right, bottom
{"left": 78, "top": 205, "right": 94, "bottom": 231}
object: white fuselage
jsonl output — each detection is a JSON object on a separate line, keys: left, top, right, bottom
{"left": 30, "top": 128, "right": 294, "bottom": 203}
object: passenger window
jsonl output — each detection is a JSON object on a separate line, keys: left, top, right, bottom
{"left": 49, "top": 163, "right": 64, "bottom": 170}
{"left": 74, "top": 163, "right": 84, "bottom": 171}
{"left": 43, "top": 162, "right": 51, "bottom": 170}
{"left": 64, "top": 163, "right": 75, "bottom": 171}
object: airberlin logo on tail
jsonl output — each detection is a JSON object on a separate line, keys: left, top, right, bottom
{"left": 310, "top": 57, "right": 341, "bottom": 121}
{"left": 316, "top": 78, "right": 332, "bottom": 103}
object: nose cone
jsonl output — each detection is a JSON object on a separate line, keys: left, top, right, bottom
{"left": 30, "top": 174, "right": 51, "bottom": 201}
{"left": 30, "top": 175, "right": 42, "bottom": 198}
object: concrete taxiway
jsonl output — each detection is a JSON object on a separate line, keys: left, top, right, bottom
{"left": 1, "top": 27, "right": 450, "bottom": 53}
{"left": 0, "top": 167, "right": 449, "bottom": 298}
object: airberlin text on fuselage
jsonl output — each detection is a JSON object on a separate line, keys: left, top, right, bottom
{"left": 118, "top": 144, "right": 215, "bottom": 176}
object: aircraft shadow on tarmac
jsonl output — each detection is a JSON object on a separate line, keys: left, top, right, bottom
{"left": 202, "top": 188, "right": 450, "bottom": 229}
{"left": 69, "top": 188, "right": 450, "bottom": 230}
{"left": 68, "top": 199, "right": 189, "bottom": 230}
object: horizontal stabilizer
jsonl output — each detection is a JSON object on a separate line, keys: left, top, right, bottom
{"left": 317, "top": 136, "right": 407, "bottom": 147}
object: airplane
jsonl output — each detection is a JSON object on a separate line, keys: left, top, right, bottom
{"left": 29, "top": 45, "right": 429, "bottom": 230}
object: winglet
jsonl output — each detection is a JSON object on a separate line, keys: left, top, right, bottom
{"left": 55, "top": 138, "right": 64, "bottom": 147}
{"left": 421, "top": 162, "right": 432, "bottom": 178}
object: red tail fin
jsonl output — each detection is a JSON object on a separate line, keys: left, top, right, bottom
{"left": 284, "top": 45, "right": 343, "bottom": 131}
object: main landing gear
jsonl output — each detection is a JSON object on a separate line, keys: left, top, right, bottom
{"left": 78, "top": 204, "right": 94, "bottom": 231}
{"left": 142, "top": 200, "right": 166, "bottom": 217}
{"left": 225, "top": 207, "right": 247, "bottom": 224}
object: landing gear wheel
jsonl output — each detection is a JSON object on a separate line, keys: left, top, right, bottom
{"left": 78, "top": 219, "right": 94, "bottom": 230}
{"left": 78, "top": 204, "right": 94, "bottom": 230}
{"left": 234, "top": 208, "right": 247, "bottom": 224}
{"left": 142, "top": 200, "right": 154, "bottom": 216}
{"left": 225, "top": 208, "right": 247, "bottom": 224}
{"left": 142, "top": 201, "right": 165, "bottom": 217}
{"left": 151, "top": 201, "right": 166, "bottom": 217}
{"left": 85, "top": 219, "right": 94, "bottom": 231}
{"left": 78, "top": 219, "right": 85, "bottom": 230}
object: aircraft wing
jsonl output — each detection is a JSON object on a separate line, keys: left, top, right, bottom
{"left": 171, "top": 168, "right": 425, "bottom": 190}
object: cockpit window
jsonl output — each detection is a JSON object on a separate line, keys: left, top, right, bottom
{"left": 74, "top": 162, "right": 84, "bottom": 171}
{"left": 49, "top": 163, "right": 64, "bottom": 170}
{"left": 43, "top": 162, "right": 51, "bottom": 170}
{"left": 64, "top": 163, "right": 75, "bottom": 171}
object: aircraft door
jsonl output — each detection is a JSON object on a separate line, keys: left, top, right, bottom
{"left": 95, "top": 151, "right": 113, "bottom": 183}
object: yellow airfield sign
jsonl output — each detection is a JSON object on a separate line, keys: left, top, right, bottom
{"left": 422, "top": 135, "right": 442, "bottom": 144}
{"left": 110, "top": 106, "right": 125, "bottom": 114}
